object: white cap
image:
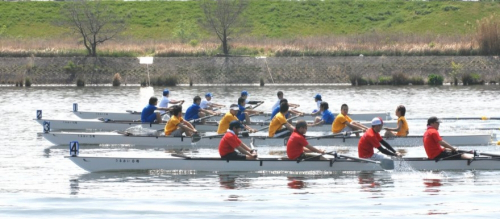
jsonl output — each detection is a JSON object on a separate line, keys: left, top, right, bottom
{"left": 371, "top": 117, "right": 383, "bottom": 126}
{"left": 229, "top": 104, "right": 239, "bottom": 111}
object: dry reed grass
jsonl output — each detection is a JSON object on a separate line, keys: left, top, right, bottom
{"left": 0, "top": 33, "right": 482, "bottom": 57}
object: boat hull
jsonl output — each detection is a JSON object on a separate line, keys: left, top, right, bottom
{"left": 395, "top": 157, "right": 500, "bottom": 171}
{"left": 66, "top": 155, "right": 386, "bottom": 172}
{"left": 35, "top": 118, "right": 396, "bottom": 132}
{"left": 40, "top": 132, "right": 493, "bottom": 147}
{"left": 72, "top": 111, "right": 392, "bottom": 121}
{"left": 66, "top": 155, "right": 500, "bottom": 173}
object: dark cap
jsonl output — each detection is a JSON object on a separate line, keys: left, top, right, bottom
{"left": 229, "top": 120, "right": 244, "bottom": 129}
{"left": 427, "top": 116, "right": 442, "bottom": 125}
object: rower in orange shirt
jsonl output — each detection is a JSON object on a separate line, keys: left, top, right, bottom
{"left": 384, "top": 105, "right": 409, "bottom": 137}
{"left": 423, "top": 116, "right": 472, "bottom": 160}
{"left": 332, "top": 104, "right": 369, "bottom": 136}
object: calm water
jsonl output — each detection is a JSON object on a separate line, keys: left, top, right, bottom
{"left": 1, "top": 85, "right": 500, "bottom": 218}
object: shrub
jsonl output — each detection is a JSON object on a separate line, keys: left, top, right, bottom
{"left": 462, "top": 73, "right": 483, "bottom": 85}
{"left": 112, "top": 73, "right": 122, "bottom": 87}
{"left": 76, "top": 78, "right": 85, "bottom": 87}
{"left": 428, "top": 74, "right": 443, "bottom": 85}
{"left": 260, "top": 78, "right": 265, "bottom": 87}
{"left": 164, "top": 75, "right": 178, "bottom": 86}
{"left": 392, "top": 72, "right": 408, "bottom": 85}
{"left": 409, "top": 77, "right": 424, "bottom": 85}
{"left": 25, "top": 77, "right": 32, "bottom": 87}
{"left": 189, "top": 39, "right": 199, "bottom": 47}
{"left": 140, "top": 80, "right": 147, "bottom": 87}
{"left": 378, "top": 76, "right": 392, "bottom": 85}
{"left": 189, "top": 78, "right": 193, "bottom": 87}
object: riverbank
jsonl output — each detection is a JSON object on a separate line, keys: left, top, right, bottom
{"left": 1, "top": 56, "right": 498, "bottom": 85}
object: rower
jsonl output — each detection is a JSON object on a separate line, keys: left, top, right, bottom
{"left": 268, "top": 102, "right": 294, "bottom": 137}
{"left": 384, "top": 105, "right": 409, "bottom": 137}
{"left": 424, "top": 116, "right": 473, "bottom": 160}
{"left": 217, "top": 104, "right": 257, "bottom": 135}
{"left": 219, "top": 120, "right": 258, "bottom": 160}
{"left": 271, "top": 91, "right": 300, "bottom": 111}
{"left": 236, "top": 97, "right": 263, "bottom": 125}
{"left": 287, "top": 120, "right": 325, "bottom": 161}
{"left": 358, "top": 117, "right": 401, "bottom": 160}
{"left": 200, "top": 92, "right": 225, "bottom": 113}
{"left": 158, "top": 89, "right": 185, "bottom": 114}
{"left": 141, "top": 96, "right": 170, "bottom": 123}
{"left": 310, "top": 101, "right": 334, "bottom": 127}
{"left": 332, "top": 103, "right": 368, "bottom": 136}
{"left": 241, "top": 90, "right": 264, "bottom": 106}
{"left": 311, "top": 93, "right": 322, "bottom": 115}
{"left": 184, "top": 96, "right": 219, "bottom": 124}
{"left": 270, "top": 99, "right": 304, "bottom": 119}
{"left": 164, "top": 105, "right": 197, "bottom": 137}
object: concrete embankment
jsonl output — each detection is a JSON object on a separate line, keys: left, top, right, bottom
{"left": 0, "top": 56, "right": 499, "bottom": 85}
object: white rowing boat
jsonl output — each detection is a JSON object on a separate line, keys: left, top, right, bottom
{"left": 65, "top": 154, "right": 390, "bottom": 172}
{"left": 395, "top": 157, "right": 500, "bottom": 171}
{"left": 39, "top": 131, "right": 494, "bottom": 147}
{"left": 34, "top": 118, "right": 397, "bottom": 132}
{"left": 65, "top": 153, "right": 500, "bottom": 172}
{"left": 71, "top": 109, "right": 392, "bottom": 121}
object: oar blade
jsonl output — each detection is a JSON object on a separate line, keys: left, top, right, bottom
{"left": 191, "top": 133, "right": 201, "bottom": 143}
{"left": 380, "top": 159, "right": 395, "bottom": 170}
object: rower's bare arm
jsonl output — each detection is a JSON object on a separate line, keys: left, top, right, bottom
{"left": 284, "top": 123, "right": 295, "bottom": 131}
{"left": 385, "top": 120, "right": 402, "bottom": 131}
{"left": 305, "top": 144, "right": 324, "bottom": 154}
{"left": 181, "top": 121, "right": 196, "bottom": 131}
{"left": 244, "top": 125, "right": 256, "bottom": 132}
{"left": 439, "top": 140, "right": 456, "bottom": 151}
{"left": 170, "top": 99, "right": 184, "bottom": 105}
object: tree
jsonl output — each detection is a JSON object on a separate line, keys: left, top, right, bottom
{"left": 200, "top": 0, "right": 247, "bottom": 56}
{"left": 61, "top": 0, "right": 125, "bottom": 57}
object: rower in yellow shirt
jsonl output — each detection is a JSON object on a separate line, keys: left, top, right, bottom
{"left": 384, "top": 105, "right": 409, "bottom": 137}
{"left": 164, "top": 105, "right": 197, "bottom": 137}
{"left": 269, "top": 103, "right": 295, "bottom": 137}
{"left": 332, "top": 104, "right": 369, "bottom": 136}
{"left": 217, "top": 104, "right": 257, "bottom": 134}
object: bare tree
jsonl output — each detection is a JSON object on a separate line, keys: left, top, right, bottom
{"left": 61, "top": 0, "right": 125, "bottom": 57}
{"left": 200, "top": 0, "right": 247, "bottom": 56}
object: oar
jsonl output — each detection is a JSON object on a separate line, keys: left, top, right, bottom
{"left": 297, "top": 151, "right": 337, "bottom": 163}
{"left": 458, "top": 150, "right": 500, "bottom": 158}
{"left": 305, "top": 130, "right": 362, "bottom": 140}
{"left": 188, "top": 114, "right": 220, "bottom": 123}
{"left": 337, "top": 154, "right": 394, "bottom": 170}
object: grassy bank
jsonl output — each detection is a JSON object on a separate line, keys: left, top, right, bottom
{"left": 0, "top": 0, "right": 499, "bottom": 57}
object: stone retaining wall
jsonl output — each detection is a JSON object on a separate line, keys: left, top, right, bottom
{"left": 0, "top": 56, "right": 499, "bottom": 85}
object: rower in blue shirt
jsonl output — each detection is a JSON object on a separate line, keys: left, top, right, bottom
{"left": 310, "top": 101, "right": 335, "bottom": 126}
{"left": 184, "top": 96, "right": 219, "bottom": 124}
{"left": 236, "top": 97, "right": 263, "bottom": 124}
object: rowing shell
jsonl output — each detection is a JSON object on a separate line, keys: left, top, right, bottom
{"left": 65, "top": 154, "right": 388, "bottom": 172}
{"left": 65, "top": 154, "right": 500, "bottom": 173}
{"left": 35, "top": 118, "right": 397, "bottom": 132}
{"left": 40, "top": 131, "right": 493, "bottom": 147}
{"left": 395, "top": 157, "right": 500, "bottom": 171}
{"left": 72, "top": 110, "right": 392, "bottom": 121}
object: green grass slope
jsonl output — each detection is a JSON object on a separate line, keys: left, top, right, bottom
{"left": 0, "top": 0, "right": 498, "bottom": 39}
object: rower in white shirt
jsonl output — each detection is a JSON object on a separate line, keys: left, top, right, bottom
{"left": 200, "top": 92, "right": 225, "bottom": 113}
{"left": 271, "top": 91, "right": 300, "bottom": 111}
{"left": 158, "top": 89, "right": 184, "bottom": 114}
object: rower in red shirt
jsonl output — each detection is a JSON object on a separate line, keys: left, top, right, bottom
{"left": 219, "top": 120, "right": 258, "bottom": 160}
{"left": 358, "top": 117, "right": 401, "bottom": 160}
{"left": 423, "top": 116, "right": 473, "bottom": 160}
{"left": 286, "top": 120, "right": 325, "bottom": 160}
